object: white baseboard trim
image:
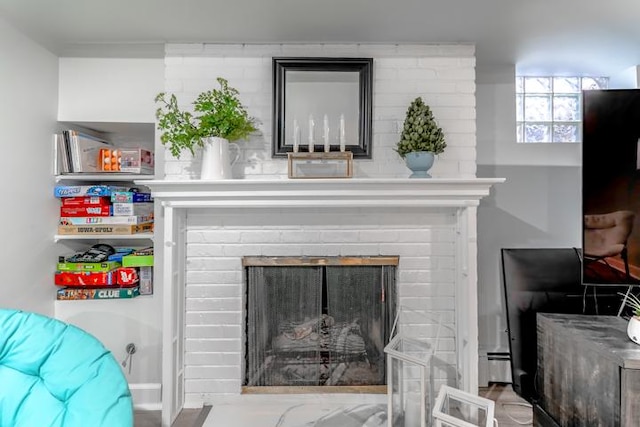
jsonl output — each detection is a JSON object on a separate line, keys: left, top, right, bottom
{"left": 130, "top": 382, "right": 162, "bottom": 410}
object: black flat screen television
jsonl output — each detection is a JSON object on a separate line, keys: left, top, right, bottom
{"left": 501, "top": 248, "right": 625, "bottom": 403}
{"left": 583, "top": 89, "right": 640, "bottom": 286}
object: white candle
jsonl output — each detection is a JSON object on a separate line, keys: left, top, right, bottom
{"left": 339, "top": 114, "right": 346, "bottom": 152}
{"left": 293, "top": 119, "right": 300, "bottom": 153}
{"left": 308, "top": 114, "right": 315, "bottom": 152}
{"left": 323, "top": 114, "right": 330, "bottom": 152}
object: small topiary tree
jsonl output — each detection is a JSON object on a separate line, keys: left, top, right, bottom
{"left": 396, "top": 97, "right": 446, "bottom": 158}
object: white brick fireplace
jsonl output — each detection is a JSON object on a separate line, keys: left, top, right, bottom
{"left": 148, "top": 42, "right": 502, "bottom": 426}
{"left": 141, "top": 178, "right": 503, "bottom": 426}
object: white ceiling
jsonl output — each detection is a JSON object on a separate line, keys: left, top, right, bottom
{"left": 1, "top": 0, "right": 640, "bottom": 75}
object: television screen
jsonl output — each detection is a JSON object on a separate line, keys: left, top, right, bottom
{"left": 582, "top": 89, "right": 640, "bottom": 286}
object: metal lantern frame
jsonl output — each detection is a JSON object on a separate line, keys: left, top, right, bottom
{"left": 432, "top": 385, "right": 496, "bottom": 427}
{"left": 384, "top": 306, "right": 458, "bottom": 427}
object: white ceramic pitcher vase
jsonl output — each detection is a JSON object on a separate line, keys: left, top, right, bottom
{"left": 200, "top": 137, "right": 240, "bottom": 180}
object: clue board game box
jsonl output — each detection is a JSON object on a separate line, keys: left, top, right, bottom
{"left": 57, "top": 287, "right": 140, "bottom": 300}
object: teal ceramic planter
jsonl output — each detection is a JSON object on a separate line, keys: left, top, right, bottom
{"left": 405, "top": 151, "right": 435, "bottom": 178}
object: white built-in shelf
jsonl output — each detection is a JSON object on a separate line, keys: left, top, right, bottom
{"left": 55, "top": 174, "right": 155, "bottom": 183}
{"left": 54, "top": 233, "right": 154, "bottom": 243}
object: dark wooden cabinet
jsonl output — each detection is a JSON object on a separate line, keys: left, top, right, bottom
{"left": 536, "top": 313, "right": 640, "bottom": 427}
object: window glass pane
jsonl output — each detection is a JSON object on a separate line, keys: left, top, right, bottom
{"left": 582, "top": 77, "right": 608, "bottom": 90}
{"left": 516, "top": 95, "right": 524, "bottom": 121}
{"left": 516, "top": 75, "right": 607, "bottom": 144}
{"left": 553, "top": 124, "right": 579, "bottom": 142}
{"left": 524, "top": 77, "right": 551, "bottom": 93}
{"left": 524, "top": 95, "right": 551, "bottom": 121}
{"left": 553, "top": 95, "right": 580, "bottom": 121}
{"left": 516, "top": 123, "right": 524, "bottom": 142}
{"left": 553, "top": 77, "right": 580, "bottom": 93}
{"left": 524, "top": 123, "right": 550, "bottom": 142}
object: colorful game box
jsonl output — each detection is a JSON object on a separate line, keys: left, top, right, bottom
{"left": 110, "top": 191, "right": 153, "bottom": 203}
{"left": 60, "top": 205, "right": 112, "bottom": 217}
{"left": 116, "top": 267, "right": 139, "bottom": 286}
{"left": 59, "top": 215, "right": 154, "bottom": 225}
{"left": 112, "top": 202, "right": 154, "bottom": 216}
{"left": 139, "top": 266, "right": 153, "bottom": 295}
{"left": 120, "top": 148, "right": 154, "bottom": 174}
{"left": 56, "top": 260, "right": 121, "bottom": 272}
{"left": 54, "top": 270, "right": 117, "bottom": 287}
{"left": 54, "top": 185, "right": 132, "bottom": 198}
{"left": 122, "top": 247, "right": 154, "bottom": 267}
{"left": 57, "top": 222, "right": 154, "bottom": 235}
{"left": 57, "top": 287, "right": 140, "bottom": 300}
{"left": 61, "top": 196, "right": 112, "bottom": 207}
{"left": 99, "top": 148, "right": 154, "bottom": 174}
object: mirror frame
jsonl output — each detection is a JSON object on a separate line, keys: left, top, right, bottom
{"left": 272, "top": 57, "right": 373, "bottom": 158}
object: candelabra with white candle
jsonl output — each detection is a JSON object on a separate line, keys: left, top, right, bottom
{"left": 339, "top": 114, "right": 346, "bottom": 152}
{"left": 292, "top": 119, "right": 300, "bottom": 153}
{"left": 323, "top": 114, "right": 330, "bottom": 152}
{"left": 308, "top": 114, "right": 315, "bottom": 152}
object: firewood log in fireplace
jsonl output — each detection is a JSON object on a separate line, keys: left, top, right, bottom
{"left": 273, "top": 317, "right": 366, "bottom": 354}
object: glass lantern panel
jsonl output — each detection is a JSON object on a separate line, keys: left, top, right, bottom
{"left": 439, "top": 393, "right": 490, "bottom": 426}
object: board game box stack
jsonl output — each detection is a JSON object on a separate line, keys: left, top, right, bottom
{"left": 55, "top": 245, "right": 153, "bottom": 300}
{"left": 54, "top": 185, "right": 154, "bottom": 235}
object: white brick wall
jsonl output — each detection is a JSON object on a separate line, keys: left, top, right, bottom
{"left": 162, "top": 43, "right": 476, "bottom": 180}
{"left": 183, "top": 208, "right": 457, "bottom": 405}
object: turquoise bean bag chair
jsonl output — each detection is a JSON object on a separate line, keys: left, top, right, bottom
{"left": 0, "top": 309, "right": 133, "bottom": 427}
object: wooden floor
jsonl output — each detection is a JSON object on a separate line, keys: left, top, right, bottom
{"left": 480, "top": 384, "right": 533, "bottom": 427}
{"left": 136, "top": 384, "right": 530, "bottom": 426}
{"left": 134, "top": 407, "right": 211, "bottom": 427}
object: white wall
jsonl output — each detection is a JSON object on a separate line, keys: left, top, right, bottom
{"left": 55, "top": 57, "right": 165, "bottom": 407}
{"left": 0, "top": 17, "right": 59, "bottom": 315}
{"left": 475, "top": 66, "right": 583, "bottom": 358}
{"left": 58, "top": 58, "right": 163, "bottom": 123}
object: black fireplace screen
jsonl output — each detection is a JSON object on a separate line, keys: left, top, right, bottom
{"left": 245, "top": 261, "right": 397, "bottom": 387}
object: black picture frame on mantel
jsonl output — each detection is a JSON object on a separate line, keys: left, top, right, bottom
{"left": 272, "top": 57, "right": 373, "bottom": 158}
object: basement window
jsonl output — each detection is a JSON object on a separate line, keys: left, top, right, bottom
{"left": 516, "top": 76, "right": 608, "bottom": 143}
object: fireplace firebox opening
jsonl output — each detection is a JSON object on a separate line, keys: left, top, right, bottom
{"left": 242, "top": 256, "right": 398, "bottom": 393}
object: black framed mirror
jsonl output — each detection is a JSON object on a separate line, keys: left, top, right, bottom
{"left": 272, "top": 57, "right": 373, "bottom": 158}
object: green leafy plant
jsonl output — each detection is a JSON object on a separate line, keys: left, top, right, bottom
{"left": 620, "top": 292, "right": 640, "bottom": 317}
{"left": 396, "top": 97, "right": 446, "bottom": 158}
{"left": 155, "top": 77, "right": 258, "bottom": 158}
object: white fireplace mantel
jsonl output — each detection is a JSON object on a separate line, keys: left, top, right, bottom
{"left": 138, "top": 177, "right": 504, "bottom": 427}
{"left": 139, "top": 178, "right": 505, "bottom": 208}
